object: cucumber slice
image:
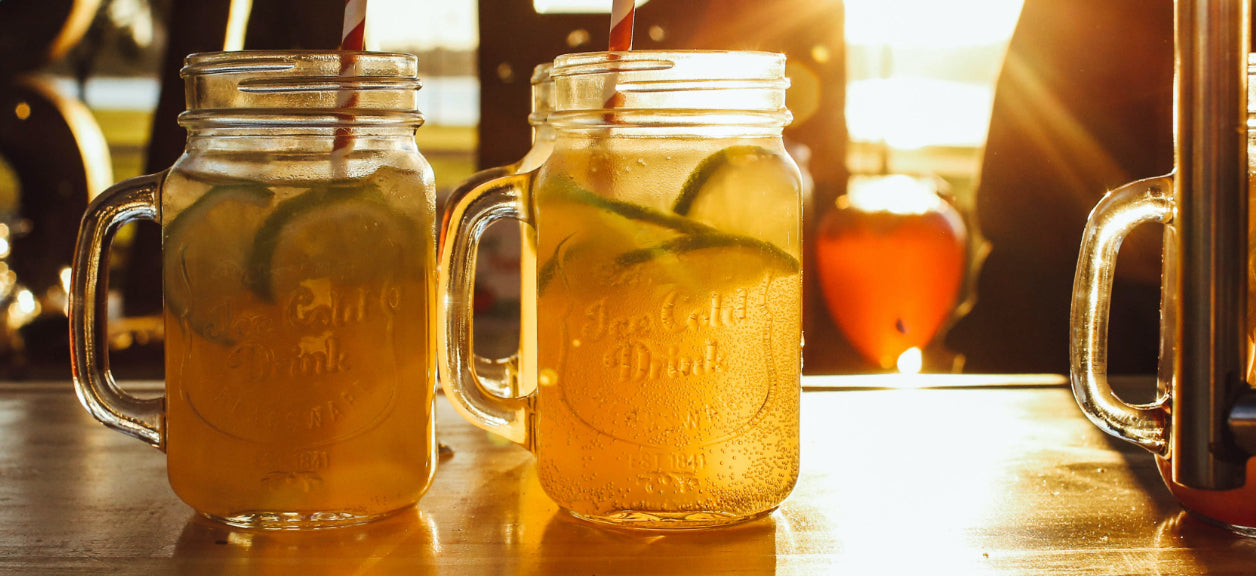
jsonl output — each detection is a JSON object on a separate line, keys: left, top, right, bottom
{"left": 546, "top": 175, "right": 709, "bottom": 236}
{"left": 536, "top": 219, "right": 798, "bottom": 301}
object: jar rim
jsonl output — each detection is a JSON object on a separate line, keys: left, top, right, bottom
{"left": 532, "top": 62, "right": 554, "bottom": 84}
{"left": 179, "top": 50, "right": 424, "bottom": 127}
{"left": 551, "top": 50, "right": 786, "bottom": 81}
{"left": 182, "top": 50, "right": 419, "bottom": 78}
{"left": 548, "top": 50, "right": 790, "bottom": 123}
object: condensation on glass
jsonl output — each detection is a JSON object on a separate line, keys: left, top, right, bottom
{"left": 439, "top": 50, "right": 803, "bottom": 530}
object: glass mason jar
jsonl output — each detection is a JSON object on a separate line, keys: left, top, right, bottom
{"left": 519, "top": 62, "right": 557, "bottom": 173}
{"left": 70, "top": 51, "right": 437, "bottom": 529}
{"left": 439, "top": 51, "right": 803, "bottom": 530}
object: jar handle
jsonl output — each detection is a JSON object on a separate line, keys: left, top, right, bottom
{"left": 1070, "top": 174, "right": 1173, "bottom": 454}
{"left": 438, "top": 172, "right": 533, "bottom": 447}
{"left": 439, "top": 165, "right": 520, "bottom": 396}
{"left": 69, "top": 172, "right": 165, "bottom": 449}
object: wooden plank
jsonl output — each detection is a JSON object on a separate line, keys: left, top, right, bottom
{"left": 2, "top": 380, "right": 1254, "bottom": 574}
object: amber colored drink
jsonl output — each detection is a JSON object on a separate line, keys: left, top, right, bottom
{"left": 161, "top": 168, "right": 435, "bottom": 528}
{"left": 528, "top": 138, "right": 802, "bottom": 527}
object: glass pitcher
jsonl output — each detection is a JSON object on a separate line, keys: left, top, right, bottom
{"left": 1070, "top": 3, "right": 1256, "bottom": 536}
{"left": 70, "top": 51, "right": 437, "bottom": 529}
{"left": 439, "top": 50, "right": 803, "bottom": 530}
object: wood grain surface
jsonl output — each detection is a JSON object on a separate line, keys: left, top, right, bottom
{"left": 2, "top": 379, "right": 1254, "bottom": 575}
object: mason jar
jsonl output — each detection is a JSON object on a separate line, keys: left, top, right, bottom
{"left": 439, "top": 50, "right": 802, "bottom": 530}
{"left": 70, "top": 51, "right": 437, "bottom": 529}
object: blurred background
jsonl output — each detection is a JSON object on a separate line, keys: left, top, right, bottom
{"left": 0, "top": 0, "right": 1188, "bottom": 380}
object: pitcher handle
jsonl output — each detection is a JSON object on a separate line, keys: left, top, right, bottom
{"left": 438, "top": 172, "right": 533, "bottom": 447}
{"left": 69, "top": 172, "right": 165, "bottom": 449}
{"left": 1070, "top": 175, "right": 1174, "bottom": 455}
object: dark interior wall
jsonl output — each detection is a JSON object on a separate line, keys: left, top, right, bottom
{"left": 946, "top": 0, "right": 1175, "bottom": 374}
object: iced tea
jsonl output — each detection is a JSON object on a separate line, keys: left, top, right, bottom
{"left": 162, "top": 167, "right": 435, "bottom": 527}
{"left": 529, "top": 137, "right": 802, "bottom": 527}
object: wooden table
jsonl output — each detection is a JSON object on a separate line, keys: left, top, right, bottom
{"left": 4, "top": 377, "right": 1256, "bottom": 575}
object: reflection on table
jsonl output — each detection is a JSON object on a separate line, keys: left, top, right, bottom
{"left": 3, "top": 378, "right": 1256, "bottom": 574}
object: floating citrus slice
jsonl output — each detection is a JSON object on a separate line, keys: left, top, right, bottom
{"left": 163, "top": 183, "right": 274, "bottom": 344}
{"left": 544, "top": 175, "right": 708, "bottom": 235}
{"left": 616, "top": 231, "right": 799, "bottom": 272}
{"left": 535, "top": 176, "right": 686, "bottom": 294}
{"left": 245, "top": 182, "right": 422, "bottom": 303}
{"left": 536, "top": 169, "right": 799, "bottom": 294}
{"left": 537, "top": 198, "right": 796, "bottom": 298}
{"left": 672, "top": 145, "right": 801, "bottom": 252}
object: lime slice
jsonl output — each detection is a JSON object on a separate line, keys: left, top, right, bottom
{"left": 673, "top": 146, "right": 779, "bottom": 214}
{"left": 541, "top": 224, "right": 800, "bottom": 314}
{"left": 544, "top": 175, "right": 709, "bottom": 236}
{"left": 246, "top": 183, "right": 422, "bottom": 303}
{"left": 615, "top": 232, "right": 799, "bottom": 273}
{"left": 163, "top": 183, "right": 274, "bottom": 344}
{"left": 672, "top": 146, "right": 800, "bottom": 251}
{"left": 536, "top": 173, "right": 800, "bottom": 293}
{"left": 536, "top": 176, "right": 687, "bottom": 294}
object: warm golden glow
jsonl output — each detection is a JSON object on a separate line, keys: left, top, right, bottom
{"left": 896, "top": 347, "right": 923, "bottom": 374}
{"left": 19, "top": 77, "right": 114, "bottom": 198}
{"left": 58, "top": 267, "right": 73, "bottom": 315}
{"left": 844, "top": 0, "right": 1024, "bottom": 48}
{"left": 7, "top": 288, "right": 39, "bottom": 330}
{"left": 785, "top": 61, "right": 822, "bottom": 126}
{"left": 13, "top": 102, "right": 31, "bottom": 121}
{"left": 47, "top": 0, "right": 103, "bottom": 64}
{"left": 0, "top": 264, "right": 14, "bottom": 300}
{"left": 223, "top": 0, "right": 254, "bottom": 51}
{"left": 532, "top": 0, "right": 649, "bottom": 14}
{"left": 808, "top": 389, "right": 1056, "bottom": 572}
{"left": 14, "top": 290, "right": 35, "bottom": 315}
{"left": 847, "top": 78, "right": 995, "bottom": 149}
{"left": 811, "top": 44, "right": 832, "bottom": 64}
{"left": 59, "top": 267, "right": 72, "bottom": 296}
{"left": 844, "top": 0, "right": 1025, "bottom": 149}
{"left": 226, "top": 531, "right": 254, "bottom": 548}
{"left": 842, "top": 174, "right": 946, "bottom": 216}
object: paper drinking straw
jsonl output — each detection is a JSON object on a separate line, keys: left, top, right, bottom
{"left": 609, "top": 0, "right": 635, "bottom": 51}
{"left": 334, "top": 0, "right": 367, "bottom": 167}
{"left": 596, "top": 0, "right": 634, "bottom": 190}
{"left": 604, "top": 0, "right": 635, "bottom": 111}
{"left": 341, "top": 0, "right": 367, "bottom": 51}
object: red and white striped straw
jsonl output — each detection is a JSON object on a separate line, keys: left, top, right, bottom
{"left": 609, "top": 0, "right": 634, "bottom": 51}
{"left": 341, "top": 0, "right": 367, "bottom": 51}
{"left": 334, "top": 0, "right": 367, "bottom": 166}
